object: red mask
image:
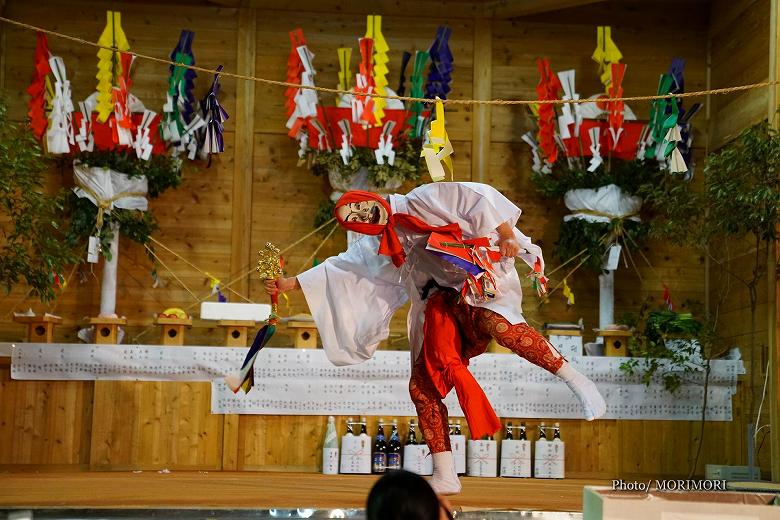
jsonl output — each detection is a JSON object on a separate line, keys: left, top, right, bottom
{"left": 334, "top": 190, "right": 461, "bottom": 267}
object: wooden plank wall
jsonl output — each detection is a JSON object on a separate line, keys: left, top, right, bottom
{"left": 708, "top": 0, "right": 774, "bottom": 473}
{"left": 0, "top": 0, "right": 768, "bottom": 478}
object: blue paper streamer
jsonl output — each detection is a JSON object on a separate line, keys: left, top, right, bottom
{"left": 425, "top": 26, "right": 454, "bottom": 100}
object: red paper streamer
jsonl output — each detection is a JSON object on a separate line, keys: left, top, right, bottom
{"left": 535, "top": 58, "right": 561, "bottom": 165}
{"left": 355, "top": 37, "right": 376, "bottom": 126}
{"left": 27, "top": 32, "right": 52, "bottom": 141}
{"left": 607, "top": 62, "right": 626, "bottom": 151}
{"left": 112, "top": 52, "right": 136, "bottom": 144}
{"left": 284, "top": 29, "right": 306, "bottom": 120}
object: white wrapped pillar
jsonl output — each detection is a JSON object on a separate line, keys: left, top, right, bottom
{"left": 99, "top": 222, "right": 120, "bottom": 318}
{"left": 599, "top": 270, "right": 614, "bottom": 330}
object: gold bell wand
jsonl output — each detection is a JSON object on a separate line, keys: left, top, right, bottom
{"left": 224, "top": 243, "right": 282, "bottom": 393}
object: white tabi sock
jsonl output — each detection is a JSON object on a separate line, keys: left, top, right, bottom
{"left": 556, "top": 362, "right": 607, "bottom": 421}
{"left": 429, "top": 450, "right": 461, "bottom": 495}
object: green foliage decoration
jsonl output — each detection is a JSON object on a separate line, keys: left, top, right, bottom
{"left": 62, "top": 150, "right": 183, "bottom": 252}
{"left": 0, "top": 102, "right": 79, "bottom": 302}
{"left": 310, "top": 136, "right": 425, "bottom": 187}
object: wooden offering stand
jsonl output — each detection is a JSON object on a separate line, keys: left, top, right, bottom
{"left": 88, "top": 316, "right": 128, "bottom": 345}
{"left": 13, "top": 314, "right": 62, "bottom": 343}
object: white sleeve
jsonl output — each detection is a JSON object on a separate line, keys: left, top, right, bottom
{"left": 403, "top": 181, "right": 545, "bottom": 273}
{"left": 296, "top": 235, "right": 408, "bottom": 366}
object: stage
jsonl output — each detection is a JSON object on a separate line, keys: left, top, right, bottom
{"left": 0, "top": 471, "right": 606, "bottom": 511}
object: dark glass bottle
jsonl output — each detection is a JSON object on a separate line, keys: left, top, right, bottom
{"left": 454, "top": 420, "right": 462, "bottom": 436}
{"left": 387, "top": 420, "right": 402, "bottom": 470}
{"left": 505, "top": 421, "right": 514, "bottom": 440}
{"left": 539, "top": 422, "right": 547, "bottom": 440}
{"left": 553, "top": 422, "right": 561, "bottom": 441}
{"left": 518, "top": 422, "right": 527, "bottom": 441}
{"left": 345, "top": 417, "right": 354, "bottom": 436}
{"left": 359, "top": 416, "right": 368, "bottom": 437}
{"left": 406, "top": 420, "right": 418, "bottom": 445}
{"left": 372, "top": 419, "right": 387, "bottom": 474}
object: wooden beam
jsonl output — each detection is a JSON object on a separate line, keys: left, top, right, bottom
{"left": 471, "top": 18, "right": 492, "bottom": 184}
{"left": 483, "top": 0, "right": 604, "bottom": 19}
{"left": 224, "top": 6, "right": 256, "bottom": 471}
{"left": 768, "top": 0, "right": 780, "bottom": 484}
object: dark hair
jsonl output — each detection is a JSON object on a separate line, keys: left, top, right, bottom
{"left": 366, "top": 470, "right": 442, "bottom": 520}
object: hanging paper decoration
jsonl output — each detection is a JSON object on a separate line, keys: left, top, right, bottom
{"left": 420, "top": 98, "right": 453, "bottom": 182}
{"left": 607, "top": 62, "right": 627, "bottom": 149}
{"left": 207, "top": 273, "right": 227, "bottom": 303}
{"left": 27, "top": 32, "right": 52, "bottom": 141}
{"left": 353, "top": 37, "right": 376, "bottom": 126}
{"left": 645, "top": 73, "right": 675, "bottom": 161}
{"left": 199, "top": 65, "right": 229, "bottom": 160}
{"left": 591, "top": 26, "right": 622, "bottom": 92}
{"left": 407, "top": 50, "right": 429, "bottom": 138}
{"left": 425, "top": 26, "right": 453, "bottom": 100}
{"left": 284, "top": 29, "right": 306, "bottom": 121}
{"left": 374, "top": 120, "right": 396, "bottom": 165}
{"left": 664, "top": 123, "right": 687, "bottom": 173}
{"left": 46, "top": 56, "right": 74, "bottom": 154}
{"left": 162, "top": 30, "right": 200, "bottom": 154}
{"left": 587, "top": 126, "right": 602, "bottom": 172}
{"left": 662, "top": 284, "right": 674, "bottom": 311}
{"left": 563, "top": 278, "right": 575, "bottom": 306}
{"left": 366, "top": 15, "right": 389, "bottom": 126}
{"left": 535, "top": 58, "right": 561, "bottom": 165}
{"left": 337, "top": 47, "right": 352, "bottom": 93}
{"left": 396, "top": 51, "right": 412, "bottom": 97}
{"left": 112, "top": 52, "right": 136, "bottom": 148}
{"left": 528, "top": 257, "right": 548, "bottom": 298}
{"left": 95, "top": 11, "right": 130, "bottom": 123}
{"left": 556, "top": 70, "right": 581, "bottom": 140}
{"left": 521, "top": 132, "right": 546, "bottom": 174}
{"left": 75, "top": 100, "right": 95, "bottom": 152}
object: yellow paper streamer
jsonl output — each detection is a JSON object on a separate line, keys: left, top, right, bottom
{"left": 337, "top": 47, "right": 352, "bottom": 92}
{"left": 591, "top": 26, "right": 622, "bottom": 92}
{"left": 95, "top": 11, "right": 130, "bottom": 123}
{"left": 366, "top": 15, "right": 389, "bottom": 126}
{"left": 420, "top": 98, "right": 454, "bottom": 182}
{"left": 563, "top": 277, "right": 575, "bottom": 306}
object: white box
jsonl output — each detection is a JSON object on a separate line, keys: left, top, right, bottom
{"left": 500, "top": 439, "right": 531, "bottom": 477}
{"left": 339, "top": 435, "right": 371, "bottom": 474}
{"left": 549, "top": 332, "right": 583, "bottom": 357}
{"left": 403, "top": 444, "right": 433, "bottom": 475}
{"left": 534, "top": 439, "right": 564, "bottom": 478}
{"left": 449, "top": 434, "right": 466, "bottom": 474}
{"left": 467, "top": 439, "right": 497, "bottom": 477}
{"left": 200, "top": 302, "right": 271, "bottom": 321}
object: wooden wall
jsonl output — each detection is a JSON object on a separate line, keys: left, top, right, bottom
{"left": 708, "top": 0, "right": 775, "bottom": 473}
{"left": 0, "top": 0, "right": 769, "bottom": 478}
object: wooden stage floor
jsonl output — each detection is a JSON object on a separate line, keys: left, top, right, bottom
{"left": 0, "top": 471, "right": 609, "bottom": 511}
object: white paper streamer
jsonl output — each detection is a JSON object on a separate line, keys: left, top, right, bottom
{"left": 8, "top": 343, "right": 743, "bottom": 421}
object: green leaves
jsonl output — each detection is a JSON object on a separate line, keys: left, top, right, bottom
{"left": 0, "top": 102, "right": 79, "bottom": 302}
{"left": 310, "top": 136, "right": 424, "bottom": 187}
{"left": 531, "top": 159, "right": 663, "bottom": 198}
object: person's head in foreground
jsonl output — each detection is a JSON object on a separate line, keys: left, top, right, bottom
{"left": 366, "top": 470, "right": 454, "bottom": 520}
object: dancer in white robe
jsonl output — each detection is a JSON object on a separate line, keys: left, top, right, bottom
{"left": 266, "top": 182, "right": 606, "bottom": 494}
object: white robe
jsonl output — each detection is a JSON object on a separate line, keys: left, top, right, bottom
{"left": 297, "top": 182, "right": 545, "bottom": 366}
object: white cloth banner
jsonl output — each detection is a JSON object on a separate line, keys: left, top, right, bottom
{"left": 8, "top": 343, "right": 743, "bottom": 421}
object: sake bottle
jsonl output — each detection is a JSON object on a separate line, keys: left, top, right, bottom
{"left": 322, "top": 416, "right": 339, "bottom": 474}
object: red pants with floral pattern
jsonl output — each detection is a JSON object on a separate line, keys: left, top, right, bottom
{"left": 409, "top": 292, "right": 565, "bottom": 453}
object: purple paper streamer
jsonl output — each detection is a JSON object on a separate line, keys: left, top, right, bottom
{"left": 199, "top": 64, "right": 229, "bottom": 158}
{"left": 396, "top": 51, "right": 412, "bottom": 97}
{"left": 428, "top": 250, "right": 485, "bottom": 276}
{"left": 170, "top": 29, "right": 197, "bottom": 124}
{"left": 425, "top": 26, "right": 454, "bottom": 100}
